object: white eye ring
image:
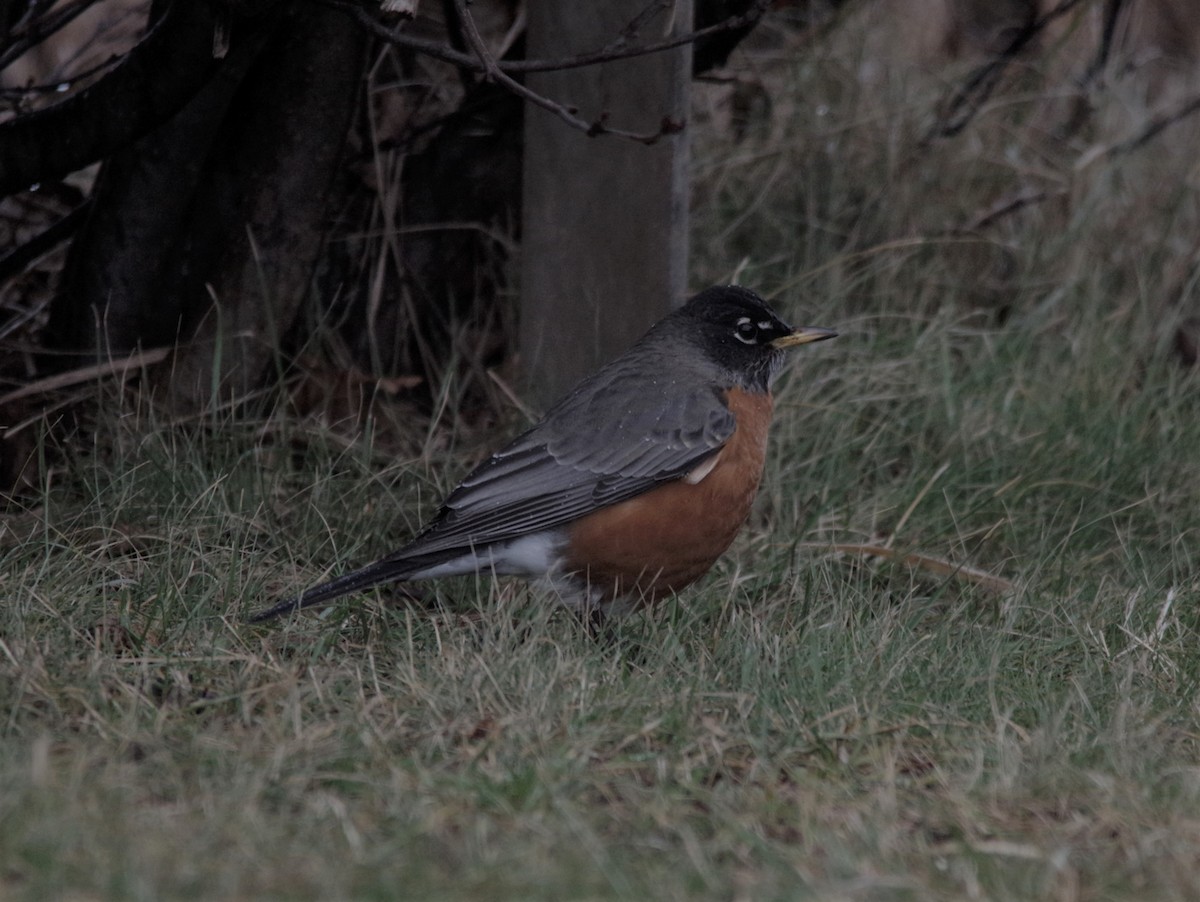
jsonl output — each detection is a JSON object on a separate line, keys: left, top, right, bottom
{"left": 735, "top": 316, "right": 757, "bottom": 344}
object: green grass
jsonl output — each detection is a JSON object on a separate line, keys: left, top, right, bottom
{"left": 5, "top": 7, "right": 1200, "bottom": 900}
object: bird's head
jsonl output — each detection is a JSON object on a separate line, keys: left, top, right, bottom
{"left": 675, "top": 285, "right": 837, "bottom": 391}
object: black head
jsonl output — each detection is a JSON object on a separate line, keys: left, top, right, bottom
{"left": 673, "top": 286, "right": 837, "bottom": 391}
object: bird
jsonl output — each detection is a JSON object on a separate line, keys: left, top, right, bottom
{"left": 249, "top": 285, "right": 836, "bottom": 627}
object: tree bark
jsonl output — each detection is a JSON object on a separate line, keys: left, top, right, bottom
{"left": 163, "top": 5, "right": 368, "bottom": 412}
{"left": 39, "top": 3, "right": 367, "bottom": 415}
{"left": 44, "top": 7, "right": 273, "bottom": 359}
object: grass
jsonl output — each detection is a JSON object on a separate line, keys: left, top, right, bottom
{"left": 5, "top": 6, "right": 1200, "bottom": 900}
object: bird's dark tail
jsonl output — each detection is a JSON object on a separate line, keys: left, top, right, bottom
{"left": 246, "top": 557, "right": 422, "bottom": 623}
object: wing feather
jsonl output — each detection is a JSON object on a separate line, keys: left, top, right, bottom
{"left": 395, "top": 344, "right": 736, "bottom": 562}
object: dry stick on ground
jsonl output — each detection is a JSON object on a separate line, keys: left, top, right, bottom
{"left": 801, "top": 543, "right": 1016, "bottom": 595}
{"left": 613, "top": 0, "right": 676, "bottom": 50}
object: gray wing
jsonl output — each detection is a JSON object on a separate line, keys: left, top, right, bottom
{"left": 395, "top": 358, "right": 734, "bottom": 564}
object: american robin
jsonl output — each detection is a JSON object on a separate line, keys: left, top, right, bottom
{"left": 249, "top": 285, "right": 835, "bottom": 625}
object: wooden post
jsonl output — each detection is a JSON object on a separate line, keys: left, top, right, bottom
{"left": 521, "top": 1, "right": 693, "bottom": 406}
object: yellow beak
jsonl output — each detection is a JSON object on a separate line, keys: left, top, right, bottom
{"left": 770, "top": 326, "right": 838, "bottom": 349}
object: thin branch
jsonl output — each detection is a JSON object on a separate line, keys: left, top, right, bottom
{"left": 0, "top": 199, "right": 89, "bottom": 282}
{"left": 926, "top": 0, "right": 1095, "bottom": 141}
{"left": 0, "top": 0, "right": 101, "bottom": 72}
{"left": 0, "top": 2, "right": 278, "bottom": 198}
{"left": 449, "top": 0, "right": 684, "bottom": 144}
{"left": 1077, "top": 92, "right": 1200, "bottom": 165}
{"left": 504, "top": 2, "right": 770, "bottom": 74}
{"left": 1118, "top": 93, "right": 1200, "bottom": 152}
{"left": 0, "top": 345, "right": 171, "bottom": 408}
{"left": 320, "top": 0, "right": 771, "bottom": 74}
{"left": 0, "top": 52, "right": 124, "bottom": 99}
{"left": 956, "top": 188, "right": 1053, "bottom": 233}
{"left": 1078, "top": 0, "right": 1125, "bottom": 88}
{"left": 610, "top": 0, "right": 674, "bottom": 51}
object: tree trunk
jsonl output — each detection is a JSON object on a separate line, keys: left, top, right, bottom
{"left": 41, "top": 3, "right": 368, "bottom": 414}
{"left": 164, "top": 5, "right": 367, "bottom": 412}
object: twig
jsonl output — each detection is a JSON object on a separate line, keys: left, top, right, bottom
{"left": 0, "top": 200, "right": 90, "bottom": 283}
{"left": 1073, "top": 91, "right": 1200, "bottom": 170}
{"left": 801, "top": 542, "right": 1016, "bottom": 595}
{"left": 0, "top": 2, "right": 248, "bottom": 198}
{"left": 926, "top": 0, "right": 1095, "bottom": 142}
{"left": 0, "top": 346, "right": 171, "bottom": 408}
{"left": 449, "top": 0, "right": 682, "bottom": 144}
{"left": 0, "top": 0, "right": 100, "bottom": 72}
{"left": 1077, "top": 0, "right": 1125, "bottom": 89}
{"left": 0, "top": 52, "right": 125, "bottom": 100}
{"left": 957, "top": 188, "right": 1053, "bottom": 233}
{"left": 1104, "top": 93, "right": 1200, "bottom": 157}
{"left": 320, "top": 0, "right": 770, "bottom": 74}
{"left": 611, "top": 0, "right": 674, "bottom": 50}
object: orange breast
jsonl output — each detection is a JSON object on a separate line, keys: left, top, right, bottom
{"left": 563, "top": 388, "right": 774, "bottom": 605}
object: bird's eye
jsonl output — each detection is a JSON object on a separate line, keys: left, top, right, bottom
{"left": 734, "top": 318, "right": 758, "bottom": 344}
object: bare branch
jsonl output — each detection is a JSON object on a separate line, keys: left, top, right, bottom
{"left": 319, "top": 0, "right": 771, "bottom": 75}
{"left": 926, "top": 0, "right": 1095, "bottom": 142}
{"left": 610, "top": 1, "right": 675, "bottom": 51}
{"left": 1077, "top": 92, "right": 1200, "bottom": 164}
{"left": 0, "top": 2, "right": 278, "bottom": 198}
{"left": 1077, "top": 0, "right": 1126, "bottom": 88}
{"left": 448, "top": 0, "right": 683, "bottom": 144}
{"left": 1117, "top": 94, "right": 1200, "bottom": 154}
{"left": 0, "top": 345, "right": 171, "bottom": 408}
{"left": 956, "top": 189, "right": 1054, "bottom": 233}
{"left": 0, "top": 0, "right": 102, "bottom": 72}
{"left": 0, "top": 199, "right": 89, "bottom": 283}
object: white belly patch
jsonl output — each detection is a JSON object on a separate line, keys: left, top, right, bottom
{"left": 407, "top": 531, "right": 567, "bottom": 581}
